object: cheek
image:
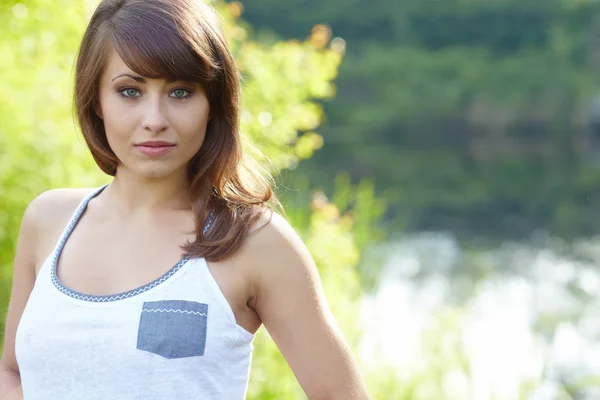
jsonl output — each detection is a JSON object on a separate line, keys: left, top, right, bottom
{"left": 174, "top": 105, "right": 210, "bottom": 147}
{"left": 100, "top": 97, "right": 136, "bottom": 141}
{"left": 176, "top": 123, "right": 207, "bottom": 159}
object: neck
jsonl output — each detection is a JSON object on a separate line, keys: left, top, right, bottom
{"left": 104, "top": 167, "right": 192, "bottom": 215}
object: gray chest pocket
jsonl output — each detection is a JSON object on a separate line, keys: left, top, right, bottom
{"left": 137, "top": 300, "right": 208, "bottom": 359}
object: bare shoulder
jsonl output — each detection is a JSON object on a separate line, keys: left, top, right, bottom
{"left": 27, "top": 187, "right": 95, "bottom": 230}
{"left": 25, "top": 187, "right": 98, "bottom": 266}
{"left": 28, "top": 186, "right": 94, "bottom": 212}
{"left": 240, "top": 208, "right": 318, "bottom": 298}
{"left": 246, "top": 209, "right": 311, "bottom": 264}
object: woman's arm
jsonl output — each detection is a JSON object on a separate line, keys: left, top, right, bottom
{"left": 0, "top": 383, "right": 22, "bottom": 400}
{"left": 0, "top": 195, "right": 45, "bottom": 400}
{"left": 247, "top": 212, "right": 371, "bottom": 400}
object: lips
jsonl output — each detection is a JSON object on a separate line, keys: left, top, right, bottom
{"left": 134, "top": 141, "right": 176, "bottom": 157}
{"left": 135, "top": 141, "right": 175, "bottom": 147}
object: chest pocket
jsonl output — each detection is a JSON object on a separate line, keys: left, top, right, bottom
{"left": 136, "top": 300, "right": 208, "bottom": 359}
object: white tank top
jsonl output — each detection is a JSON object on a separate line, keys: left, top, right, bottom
{"left": 15, "top": 185, "right": 255, "bottom": 399}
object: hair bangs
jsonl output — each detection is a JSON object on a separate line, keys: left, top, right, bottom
{"left": 109, "top": 5, "right": 216, "bottom": 84}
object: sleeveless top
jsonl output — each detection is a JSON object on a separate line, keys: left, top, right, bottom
{"left": 15, "top": 185, "right": 255, "bottom": 400}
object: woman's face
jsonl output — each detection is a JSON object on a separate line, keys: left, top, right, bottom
{"left": 97, "top": 47, "right": 210, "bottom": 180}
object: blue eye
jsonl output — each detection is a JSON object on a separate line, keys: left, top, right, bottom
{"left": 170, "top": 88, "right": 192, "bottom": 99}
{"left": 119, "top": 88, "right": 140, "bottom": 98}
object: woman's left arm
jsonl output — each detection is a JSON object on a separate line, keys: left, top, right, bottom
{"left": 247, "top": 212, "right": 371, "bottom": 400}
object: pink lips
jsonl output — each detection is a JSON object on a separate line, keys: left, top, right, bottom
{"left": 134, "top": 141, "right": 176, "bottom": 157}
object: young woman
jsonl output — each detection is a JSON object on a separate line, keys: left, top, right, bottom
{"left": 0, "top": 0, "right": 370, "bottom": 399}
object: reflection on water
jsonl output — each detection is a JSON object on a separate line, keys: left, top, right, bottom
{"left": 359, "top": 233, "right": 600, "bottom": 399}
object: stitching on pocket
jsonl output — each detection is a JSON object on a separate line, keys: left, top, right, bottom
{"left": 142, "top": 308, "right": 207, "bottom": 316}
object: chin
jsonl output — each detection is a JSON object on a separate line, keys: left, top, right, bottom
{"left": 121, "top": 162, "right": 184, "bottom": 180}
{"left": 141, "top": 167, "right": 182, "bottom": 180}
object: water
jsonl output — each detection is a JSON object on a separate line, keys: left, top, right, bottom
{"left": 359, "top": 232, "right": 600, "bottom": 400}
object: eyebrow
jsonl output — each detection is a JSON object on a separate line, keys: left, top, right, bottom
{"left": 111, "top": 73, "right": 178, "bottom": 84}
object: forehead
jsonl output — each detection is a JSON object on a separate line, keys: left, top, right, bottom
{"left": 102, "top": 47, "right": 134, "bottom": 79}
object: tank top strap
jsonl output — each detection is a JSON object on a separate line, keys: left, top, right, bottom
{"left": 57, "top": 185, "right": 108, "bottom": 245}
{"left": 204, "top": 209, "right": 216, "bottom": 235}
{"left": 51, "top": 184, "right": 109, "bottom": 257}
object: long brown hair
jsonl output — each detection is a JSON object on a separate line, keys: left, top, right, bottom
{"left": 74, "top": 0, "right": 281, "bottom": 261}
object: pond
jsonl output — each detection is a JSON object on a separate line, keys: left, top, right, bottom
{"left": 358, "top": 232, "right": 600, "bottom": 399}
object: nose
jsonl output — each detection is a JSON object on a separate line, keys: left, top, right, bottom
{"left": 141, "top": 96, "right": 170, "bottom": 133}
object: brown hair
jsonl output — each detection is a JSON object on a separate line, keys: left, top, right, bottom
{"left": 74, "top": 0, "right": 281, "bottom": 261}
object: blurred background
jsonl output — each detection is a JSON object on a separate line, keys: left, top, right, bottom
{"left": 2, "top": 0, "right": 600, "bottom": 398}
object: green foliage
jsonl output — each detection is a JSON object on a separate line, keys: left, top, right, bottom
{"left": 330, "top": 174, "right": 388, "bottom": 292}
{"left": 215, "top": 1, "right": 342, "bottom": 172}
